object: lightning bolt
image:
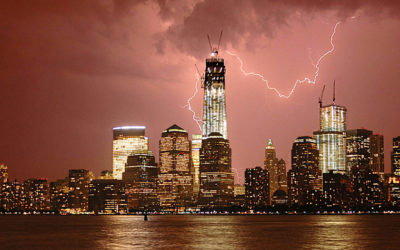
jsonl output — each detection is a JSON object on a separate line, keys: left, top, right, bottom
{"left": 226, "top": 21, "right": 341, "bottom": 99}
{"left": 183, "top": 71, "right": 203, "bottom": 131}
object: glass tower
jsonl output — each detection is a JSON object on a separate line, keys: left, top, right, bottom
{"left": 112, "top": 126, "right": 148, "bottom": 180}
{"left": 202, "top": 50, "right": 228, "bottom": 139}
{"left": 313, "top": 103, "right": 347, "bottom": 174}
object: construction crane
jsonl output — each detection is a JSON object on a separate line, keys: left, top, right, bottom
{"left": 195, "top": 64, "right": 205, "bottom": 88}
{"left": 319, "top": 85, "right": 326, "bottom": 108}
{"left": 333, "top": 80, "right": 336, "bottom": 104}
{"left": 206, "top": 30, "right": 223, "bottom": 57}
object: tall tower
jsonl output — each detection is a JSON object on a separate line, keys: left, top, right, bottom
{"left": 346, "top": 129, "right": 372, "bottom": 170}
{"left": 370, "top": 134, "right": 384, "bottom": 174}
{"left": 199, "top": 132, "right": 234, "bottom": 208}
{"left": 191, "top": 134, "right": 202, "bottom": 196}
{"left": 112, "top": 126, "right": 148, "bottom": 180}
{"left": 264, "top": 139, "right": 281, "bottom": 202}
{"left": 158, "top": 124, "right": 193, "bottom": 210}
{"left": 202, "top": 33, "right": 228, "bottom": 139}
{"left": 313, "top": 83, "right": 347, "bottom": 174}
{"left": 288, "top": 136, "right": 322, "bottom": 206}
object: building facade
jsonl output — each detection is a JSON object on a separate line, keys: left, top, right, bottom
{"left": 370, "top": 134, "right": 384, "bottom": 174}
{"left": 264, "top": 139, "right": 285, "bottom": 202}
{"left": 68, "top": 169, "right": 94, "bottom": 212}
{"left": 88, "top": 179, "right": 127, "bottom": 214}
{"left": 191, "top": 134, "right": 202, "bottom": 196}
{"left": 199, "top": 132, "right": 234, "bottom": 208}
{"left": 392, "top": 136, "right": 400, "bottom": 176}
{"left": 288, "top": 136, "right": 322, "bottom": 206}
{"left": 314, "top": 102, "right": 347, "bottom": 174}
{"left": 346, "top": 129, "right": 372, "bottom": 171}
{"left": 113, "top": 126, "right": 148, "bottom": 180}
{"left": 245, "top": 166, "right": 269, "bottom": 209}
{"left": 123, "top": 150, "right": 159, "bottom": 211}
{"left": 158, "top": 125, "right": 193, "bottom": 210}
{"left": 202, "top": 48, "right": 228, "bottom": 139}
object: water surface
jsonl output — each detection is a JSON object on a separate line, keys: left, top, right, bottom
{"left": 0, "top": 215, "right": 399, "bottom": 249}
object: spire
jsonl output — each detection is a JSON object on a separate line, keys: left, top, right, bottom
{"left": 266, "top": 139, "right": 275, "bottom": 149}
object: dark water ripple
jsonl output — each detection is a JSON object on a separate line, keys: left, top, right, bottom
{"left": 0, "top": 215, "right": 399, "bottom": 249}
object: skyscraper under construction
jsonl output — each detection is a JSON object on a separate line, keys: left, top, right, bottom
{"left": 202, "top": 33, "right": 228, "bottom": 140}
{"left": 313, "top": 83, "right": 347, "bottom": 174}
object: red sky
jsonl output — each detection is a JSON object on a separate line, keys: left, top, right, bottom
{"left": 1, "top": 0, "right": 400, "bottom": 183}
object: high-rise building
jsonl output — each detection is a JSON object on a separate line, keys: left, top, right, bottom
{"left": 245, "top": 166, "right": 269, "bottom": 209}
{"left": 346, "top": 129, "right": 372, "bottom": 170}
{"left": 232, "top": 184, "right": 246, "bottom": 208}
{"left": 323, "top": 171, "right": 352, "bottom": 209}
{"left": 68, "top": 169, "right": 94, "bottom": 212}
{"left": 288, "top": 136, "right": 322, "bottom": 206}
{"left": 49, "top": 178, "right": 69, "bottom": 212}
{"left": 158, "top": 125, "right": 193, "bottom": 210}
{"left": 202, "top": 45, "right": 228, "bottom": 139}
{"left": 277, "top": 159, "right": 287, "bottom": 192}
{"left": 350, "top": 165, "right": 383, "bottom": 208}
{"left": 370, "top": 134, "right": 384, "bottom": 174}
{"left": 391, "top": 136, "right": 400, "bottom": 176}
{"left": 0, "top": 164, "right": 8, "bottom": 184}
{"left": 199, "top": 132, "right": 234, "bottom": 208}
{"left": 113, "top": 126, "right": 148, "bottom": 180}
{"left": 264, "top": 139, "right": 285, "bottom": 202}
{"left": 191, "top": 134, "right": 202, "bottom": 196}
{"left": 23, "top": 178, "right": 50, "bottom": 211}
{"left": 88, "top": 179, "right": 127, "bottom": 214}
{"left": 313, "top": 87, "right": 347, "bottom": 174}
{"left": 10, "top": 180, "right": 25, "bottom": 211}
{"left": 123, "top": 150, "right": 159, "bottom": 211}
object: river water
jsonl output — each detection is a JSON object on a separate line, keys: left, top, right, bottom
{"left": 0, "top": 215, "right": 399, "bottom": 249}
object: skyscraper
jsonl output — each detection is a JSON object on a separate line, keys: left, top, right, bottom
{"left": 392, "top": 136, "right": 400, "bottom": 176}
{"left": 112, "top": 126, "right": 148, "bottom": 180}
{"left": 88, "top": 179, "right": 127, "bottom": 214}
{"left": 245, "top": 166, "right": 269, "bottom": 209}
{"left": 346, "top": 129, "right": 372, "bottom": 170}
{"left": 158, "top": 125, "right": 193, "bottom": 210}
{"left": 264, "top": 139, "right": 285, "bottom": 202}
{"left": 199, "top": 132, "right": 234, "bottom": 208}
{"left": 277, "top": 159, "right": 287, "bottom": 192}
{"left": 123, "top": 150, "right": 159, "bottom": 211}
{"left": 288, "top": 136, "right": 322, "bottom": 206}
{"left": 68, "top": 169, "right": 94, "bottom": 212}
{"left": 202, "top": 44, "right": 228, "bottom": 139}
{"left": 370, "top": 134, "right": 384, "bottom": 174}
{"left": 313, "top": 85, "right": 347, "bottom": 174}
{"left": 191, "top": 134, "right": 202, "bottom": 196}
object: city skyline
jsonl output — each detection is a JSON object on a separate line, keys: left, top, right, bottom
{"left": 1, "top": 1, "right": 400, "bottom": 182}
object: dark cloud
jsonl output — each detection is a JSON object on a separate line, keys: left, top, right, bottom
{"left": 156, "top": 0, "right": 400, "bottom": 58}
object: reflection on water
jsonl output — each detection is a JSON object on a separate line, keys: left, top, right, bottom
{"left": 0, "top": 215, "right": 399, "bottom": 249}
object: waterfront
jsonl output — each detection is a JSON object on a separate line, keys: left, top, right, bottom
{"left": 0, "top": 215, "right": 399, "bottom": 249}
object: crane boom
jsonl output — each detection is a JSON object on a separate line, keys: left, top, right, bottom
{"left": 207, "top": 34, "right": 213, "bottom": 53}
{"left": 319, "top": 85, "right": 326, "bottom": 108}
